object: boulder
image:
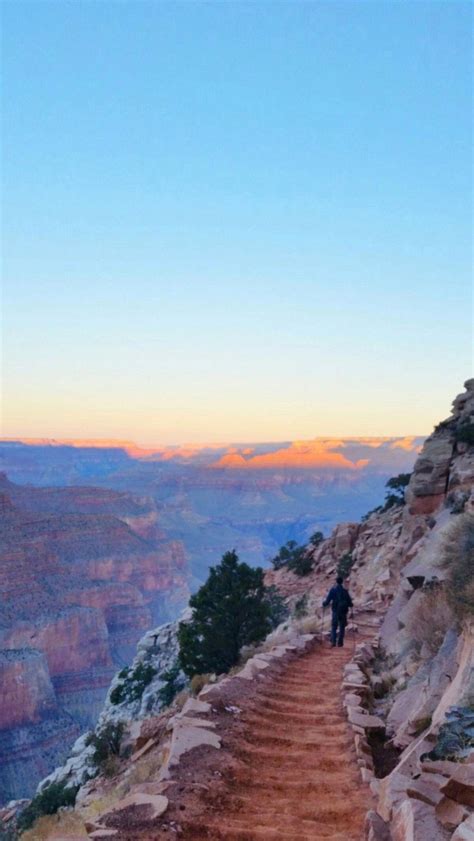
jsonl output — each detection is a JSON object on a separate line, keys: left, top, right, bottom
{"left": 435, "top": 796, "right": 469, "bottom": 831}
{"left": 407, "top": 435, "right": 454, "bottom": 499}
{"left": 167, "top": 720, "right": 221, "bottom": 768}
{"left": 441, "top": 766, "right": 474, "bottom": 807}
{"left": 391, "top": 798, "right": 415, "bottom": 841}
{"left": 347, "top": 708, "right": 385, "bottom": 733}
{"left": 180, "top": 698, "right": 211, "bottom": 717}
{"left": 377, "top": 771, "right": 411, "bottom": 822}
{"left": 392, "top": 797, "right": 450, "bottom": 841}
{"left": 97, "top": 792, "right": 168, "bottom": 826}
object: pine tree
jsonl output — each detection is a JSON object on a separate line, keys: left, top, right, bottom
{"left": 178, "top": 550, "right": 272, "bottom": 677}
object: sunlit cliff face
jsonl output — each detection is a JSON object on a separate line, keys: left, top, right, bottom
{"left": 212, "top": 441, "right": 369, "bottom": 469}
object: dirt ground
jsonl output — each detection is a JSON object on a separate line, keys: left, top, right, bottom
{"left": 111, "top": 640, "right": 374, "bottom": 841}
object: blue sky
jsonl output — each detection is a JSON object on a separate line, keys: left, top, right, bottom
{"left": 2, "top": 1, "right": 472, "bottom": 443}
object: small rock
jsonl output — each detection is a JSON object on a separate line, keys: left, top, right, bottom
{"left": 347, "top": 707, "right": 385, "bottom": 733}
{"left": 435, "top": 796, "right": 469, "bottom": 831}
{"left": 441, "top": 765, "right": 474, "bottom": 807}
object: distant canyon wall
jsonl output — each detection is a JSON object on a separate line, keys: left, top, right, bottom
{"left": 0, "top": 476, "right": 189, "bottom": 803}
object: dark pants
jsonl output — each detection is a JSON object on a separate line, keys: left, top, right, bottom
{"left": 331, "top": 612, "right": 347, "bottom": 647}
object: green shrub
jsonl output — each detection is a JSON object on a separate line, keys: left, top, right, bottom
{"left": 441, "top": 513, "right": 474, "bottom": 621}
{"left": 287, "top": 549, "right": 313, "bottom": 577}
{"left": 264, "top": 584, "right": 290, "bottom": 628}
{"left": 309, "top": 531, "right": 324, "bottom": 547}
{"left": 455, "top": 422, "right": 474, "bottom": 445}
{"left": 86, "top": 722, "right": 124, "bottom": 770}
{"left": 423, "top": 705, "right": 474, "bottom": 761}
{"left": 271, "top": 540, "right": 313, "bottom": 576}
{"left": 178, "top": 550, "right": 272, "bottom": 677}
{"left": 271, "top": 540, "right": 299, "bottom": 570}
{"left": 110, "top": 661, "right": 157, "bottom": 705}
{"left": 337, "top": 552, "right": 355, "bottom": 579}
{"left": 362, "top": 473, "right": 411, "bottom": 520}
{"left": 294, "top": 593, "right": 309, "bottom": 618}
{"left": 157, "top": 663, "right": 186, "bottom": 707}
{"left": 385, "top": 473, "right": 411, "bottom": 504}
{"left": 17, "top": 782, "right": 79, "bottom": 833}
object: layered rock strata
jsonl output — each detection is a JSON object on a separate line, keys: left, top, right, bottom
{"left": 0, "top": 478, "right": 189, "bottom": 803}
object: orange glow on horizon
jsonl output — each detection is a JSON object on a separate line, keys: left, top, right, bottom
{"left": 210, "top": 440, "right": 374, "bottom": 470}
{"left": 0, "top": 435, "right": 423, "bottom": 469}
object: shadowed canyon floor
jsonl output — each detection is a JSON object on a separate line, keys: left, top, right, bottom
{"left": 172, "top": 642, "right": 372, "bottom": 841}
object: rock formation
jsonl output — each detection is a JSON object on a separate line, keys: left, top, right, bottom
{"left": 0, "top": 477, "right": 189, "bottom": 804}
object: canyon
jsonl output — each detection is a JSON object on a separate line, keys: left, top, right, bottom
{"left": 0, "top": 435, "right": 424, "bottom": 803}
{"left": 1, "top": 436, "right": 423, "bottom": 581}
{"left": 0, "top": 475, "right": 189, "bottom": 804}
{"left": 11, "top": 378, "right": 472, "bottom": 841}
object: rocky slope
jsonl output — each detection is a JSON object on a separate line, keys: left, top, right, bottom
{"left": 0, "top": 478, "right": 189, "bottom": 804}
{"left": 268, "top": 378, "right": 474, "bottom": 840}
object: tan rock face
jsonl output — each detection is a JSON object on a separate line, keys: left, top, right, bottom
{"left": 3, "top": 607, "right": 113, "bottom": 678}
{"left": 407, "top": 436, "right": 454, "bottom": 499}
{"left": 406, "top": 378, "right": 474, "bottom": 515}
{"left": 0, "top": 649, "right": 56, "bottom": 728}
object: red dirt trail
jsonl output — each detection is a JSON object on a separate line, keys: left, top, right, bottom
{"left": 178, "top": 641, "right": 372, "bottom": 841}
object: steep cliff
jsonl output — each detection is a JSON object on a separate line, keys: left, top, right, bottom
{"left": 0, "top": 479, "right": 189, "bottom": 804}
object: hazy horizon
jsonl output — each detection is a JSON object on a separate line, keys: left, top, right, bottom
{"left": 1, "top": 432, "right": 428, "bottom": 449}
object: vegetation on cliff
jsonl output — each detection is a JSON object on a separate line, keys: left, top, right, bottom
{"left": 178, "top": 550, "right": 272, "bottom": 676}
{"left": 17, "top": 781, "right": 79, "bottom": 833}
{"left": 110, "top": 662, "right": 157, "bottom": 705}
{"left": 271, "top": 539, "right": 314, "bottom": 576}
{"left": 442, "top": 512, "right": 474, "bottom": 621}
{"left": 85, "top": 721, "right": 124, "bottom": 777}
{"left": 362, "top": 472, "right": 411, "bottom": 520}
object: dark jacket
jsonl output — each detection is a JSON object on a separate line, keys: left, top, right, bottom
{"left": 323, "top": 584, "right": 353, "bottom": 620}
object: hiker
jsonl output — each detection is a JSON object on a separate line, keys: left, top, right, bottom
{"left": 322, "top": 576, "right": 353, "bottom": 647}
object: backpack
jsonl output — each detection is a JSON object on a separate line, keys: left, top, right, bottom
{"left": 332, "top": 585, "right": 351, "bottom": 621}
